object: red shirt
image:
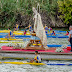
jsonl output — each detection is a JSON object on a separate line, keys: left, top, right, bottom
{"left": 24, "top": 32, "right": 26, "bottom": 35}
{"left": 66, "top": 33, "right": 69, "bottom": 35}
{"left": 54, "top": 32, "right": 55, "bottom": 35}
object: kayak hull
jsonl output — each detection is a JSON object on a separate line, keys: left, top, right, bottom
{"left": 3, "top": 62, "right": 45, "bottom": 65}
{"left": 0, "top": 38, "right": 23, "bottom": 41}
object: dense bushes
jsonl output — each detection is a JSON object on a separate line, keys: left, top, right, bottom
{"left": 57, "top": 0, "right": 72, "bottom": 25}
{"left": 0, "top": 0, "right": 71, "bottom": 28}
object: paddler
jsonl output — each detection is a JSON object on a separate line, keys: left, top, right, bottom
{"left": 16, "top": 24, "right": 19, "bottom": 31}
{"left": 44, "top": 24, "right": 48, "bottom": 34}
{"left": 51, "top": 31, "right": 56, "bottom": 36}
{"left": 48, "top": 26, "right": 52, "bottom": 32}
{"left": 25, "top": 24, "right": 32, "bottom": 32}
{"left": 68, "top": 26, "right": 72, "bottom": 52}
{"left": 65, "top": 31, "right": 69, "bottom": 36}
{"left": 5, "top": 28, "right": 15, "bottom": 38}
{"left": 30, "top": 51, "right": 41, "bottom": 63}
{"left": 23, "top": 30, "right": 27, "bottom": 35}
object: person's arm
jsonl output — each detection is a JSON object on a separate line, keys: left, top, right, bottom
{"left": 25, "top": 26, "right": 29, "bottom": 29}
{"left": 68, "top": 34, "right": 71, "bottom": 41}
{"left": 30, "top": 58, "right": 36, "bottom": 63}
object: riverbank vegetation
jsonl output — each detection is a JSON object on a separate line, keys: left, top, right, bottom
{"left": 0, "top": 0, "right": 72, "bottom": 28}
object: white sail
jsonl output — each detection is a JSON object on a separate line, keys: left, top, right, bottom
{"left": 32, "top": 7, "right": 48, "bottom": 49}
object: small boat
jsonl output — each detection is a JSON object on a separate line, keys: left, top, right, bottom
{"left": 0, "top": 30, "right": 10, "bottom": 33}
{"left": 0, "top": 38, "right": 23, "bottom": 41}
{"left": 0, "top": 30, "right": 31, "bottom": 35}
{"left": 0, "top": 41, "right": 24, "bottom": 43}
{"left": 0, "top": 61, "right": 45, "bottom": 65}
{"left": 1, "top": 61, "right": 72, "bottom": 66}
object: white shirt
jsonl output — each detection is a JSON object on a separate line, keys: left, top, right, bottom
{"left": 69, "top": 30, "right": 72, "bottom": 38}
{"left": 37, "top": 55, "right": 41, "bottom": 62}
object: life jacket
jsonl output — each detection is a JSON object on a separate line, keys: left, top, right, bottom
{"left": 45, "top": 26, "right": 48, "bottom": 30}
{"left": 29, "top": 25, "right": 32, "bottom": 30}
{"left": 34, "top": 55, "right": 41, "bottom": 62}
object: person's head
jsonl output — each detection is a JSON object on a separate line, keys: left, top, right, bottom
{"left": 50, "top": 27, "right": 51, "bottom": 28}
{"left": 45, "top": 24, "right": 47, "bottom": 26}
{"left": 8, "top": 28, "right": 10, "bottom": 30}
{"left": 35, "top": 51, "right": 38, "bottom": 55}
{"left": 53, "top": 31, "right": 54, "bottom": 33}
{"left": 16, "top": 24, "right": 17, "bottom": 25}
{"left": 69, "top": 26, "right": 72, "bottom": 30}
{"left": 66, "top": 31, "right": 69, "bottom": 33}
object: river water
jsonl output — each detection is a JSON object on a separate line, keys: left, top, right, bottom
{"left": 0, "top": 38, "right": 71, "bottom": 72}
{"left": 0, "top": 60, "right": 72, "bottom": 72}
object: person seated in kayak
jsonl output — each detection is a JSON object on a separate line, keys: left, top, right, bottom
{"left": 24, "top": 30, "right": 26, "bottom": 35}
{"left": 25, "top": 24, "right": 32, "bottom": 32}
{"left": 10, "top": 31, "right": 15, "bottom": 38}
{"left": 5, "top": 28, "right": 11, "bottom": 38}
{"left": 44, "top": 24, "right": 48, "bottom": 34}
{"left": 51, "top": 31, "right": 56, "bottom": 36}
{"left": 30, "top": 51, "right": 41, "bottom": 63}
{"left": 65, "top": 31, "right": 69, "bottom": 36}
{"left": 48, "top": 27, "right": 52, "bottom": 32}
{"left": 5, "top": 29, "right": 15, "bottom": 38}
{"left": 16, "top": 24, "right": 19, "bottom": 31}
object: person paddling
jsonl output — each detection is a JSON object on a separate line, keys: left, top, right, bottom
{"left": 51, "top": 31, "right": 56, "bottom": 36}
{"left": 44, "top": 24, "right": 48, "bottom": 34}
{"left": 24, "top": 30, "right": 26, "bottom": 35}
{"left": 68, "top": 26, "right": 72, "bottom": 52}
{"left": 5, "top": 28, "right": 15, "bottom": 38}
{"left": 65, "top": 31, "right": 69, "bottom": 36}
{"left": 25, "top": 24, "right": 32, "bottom": 32}
{"left": 16, "top": 24, "right": 19, "bottom": 31}
{"left": 30, "top": 51, "right": 41, "bottom": 63}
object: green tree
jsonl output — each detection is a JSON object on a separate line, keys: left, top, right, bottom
{"left": 57, "top": 0, "right": 72, "bottom": 24}
{"left": 0, "top": 0, "right": 58, "bottom": 28}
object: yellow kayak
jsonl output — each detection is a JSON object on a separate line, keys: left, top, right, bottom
{"left": 0, "top": 30, "right": 23, "bottom": 33}
{"left": 0, "top": 30, "right": 11, "bottom": 33}
{"left": 0, "top": 30, "right": 31, "bottom": 35}
{"left": 3, "top": 62, "right": 45, "bottom": 65}
{"left": 0, "top": 38, "right": 23, "bottom": 41}
{"left": 13, "top": 32, "right": 23, "bottom": 35}
{"left": 0, "top": 41, "right": 24, "bottom": 43}
{"left": 13, "top": 32, "right": 31, "bottom": 35}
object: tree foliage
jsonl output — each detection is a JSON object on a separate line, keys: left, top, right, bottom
{"left": 0, "top": 0, "right": 58, "bottom": 28}
{"left": 57, "top": 0, "right": 72, "bottom": 24}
